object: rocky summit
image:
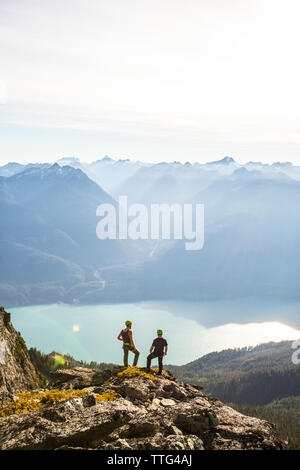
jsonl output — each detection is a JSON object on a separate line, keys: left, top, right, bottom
{"left": 0, "top": 307, "right": 42, "bottom": 403}
{"left": 0, "top": 365, "right": 286, "bottom": 450}
{"left": 0, "top": 306, "right": 285, "bottom": 450}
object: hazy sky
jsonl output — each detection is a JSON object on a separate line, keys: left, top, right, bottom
{"left": 1, "top": 0, "right": 300, "bottom": 164}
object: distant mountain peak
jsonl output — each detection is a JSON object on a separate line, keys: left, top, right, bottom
{"left": 207, "top": 156, "right": 236, "bottom": 165}
{"left": 56, "top": 157, "right": 81, "bottom": 165}
{"left": 272, "top": 161, "right": 293, "bottom": 168}
{"left": 102, "top": 155, "right": 114, "bottom": 162}
{"left": 13, "top": 162, "right": 87, "bottom": 182}
{"left": 2, "top": 162, "right": 23, "bottom": 168}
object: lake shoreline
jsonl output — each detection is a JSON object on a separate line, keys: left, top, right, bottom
{"left": 9, "top": 300, "right": 300, "bottom": 366}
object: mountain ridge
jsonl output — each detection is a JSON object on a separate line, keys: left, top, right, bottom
{"left": 2, "top": 157, "right": 300, "bottom": 305}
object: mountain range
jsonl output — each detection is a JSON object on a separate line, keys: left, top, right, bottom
{"left": 1, "top": 156, "right": 300, "bottom": 305}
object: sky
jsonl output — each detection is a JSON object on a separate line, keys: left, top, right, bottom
{"left": 1, "top": 0, "right": 300, "bottom": 165}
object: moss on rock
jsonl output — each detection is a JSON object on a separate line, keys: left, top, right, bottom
{"left": 14, "top": 333, "right": 27, "bottom": 364}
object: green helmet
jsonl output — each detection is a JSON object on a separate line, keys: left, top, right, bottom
{"left": 125, "top": 320, "right": 132, "bottom": 326}
{"left": 157, "top": 329, "right": 163, "bottom": 335}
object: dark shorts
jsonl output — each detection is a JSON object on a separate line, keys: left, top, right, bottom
{"left": 150, "top": 352, "right": 163, "bottom": 358}
{"left": 123, "top": 344, "right": 136, "bottom": 352}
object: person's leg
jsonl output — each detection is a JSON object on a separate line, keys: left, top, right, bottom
{"left": 147, "top": 353, "right": 154, "bottom": 370}
{"left": 158, "top": 355, "right": 163, "bottom": 374}
{"left": 123, "top": 347, "right": 129, "bottom": 367}
{"left": 132, "top": 348, "right": 140, "bottom": 366}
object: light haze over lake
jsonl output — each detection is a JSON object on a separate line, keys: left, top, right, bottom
{"left": 10, "top": 299, "right": 300, "bottom": 366}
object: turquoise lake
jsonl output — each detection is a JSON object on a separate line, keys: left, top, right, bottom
{"left": 9, "top": 299, "right": 300, "bottom": 366}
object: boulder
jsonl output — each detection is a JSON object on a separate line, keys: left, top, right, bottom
{"left": 48, "top": 367, "right": 108, "bottom": 390}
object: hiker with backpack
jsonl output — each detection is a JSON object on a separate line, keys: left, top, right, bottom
{"left": 117, "top": 320, "right": 140, "bottom": 367}
{"left": 146, "top": 329, "right": 168, "bottom": 375}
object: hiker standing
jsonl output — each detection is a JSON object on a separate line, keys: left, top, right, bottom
{"left": 117, "top": 320, "right": 140, "bottom": 367}
{"left": 147, "top": 329, "right": 168, "bottom": 375}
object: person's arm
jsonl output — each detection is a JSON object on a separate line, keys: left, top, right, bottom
{"left": 117, "top": 330, "right": 123, "bottom": 341}
{"left": 164, "top": 342, "right": 168, "bottom": 355}
{"left": 150, "top": 343, "right": 154, "bottom": 353}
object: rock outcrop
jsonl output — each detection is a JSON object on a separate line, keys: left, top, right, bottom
{"left": 0, "top": 364, "right": 285, "bottom": 450}
{"left": 0, "top": 307, "right": 42, "bottom": 403}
